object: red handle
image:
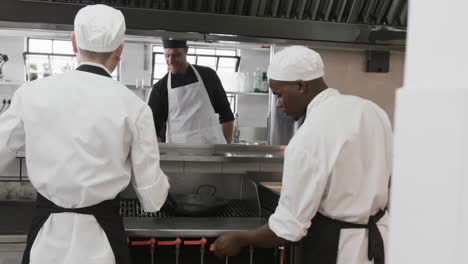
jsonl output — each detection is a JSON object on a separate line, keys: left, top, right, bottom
{"left": 158, "top": 238, "right": 182, "bottom": 246}
{"left": 131, "top": 238, "right": 156, "bottom": 246}
{"left": 184, "top": 238, "right": 207, "bottom": 245}
{"left": 210, "top": 245, "right": 215, "bottom": 252}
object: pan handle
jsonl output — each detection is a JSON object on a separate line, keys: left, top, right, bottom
{"left": 196, "top": 184, "right": 217, "bottom": 196}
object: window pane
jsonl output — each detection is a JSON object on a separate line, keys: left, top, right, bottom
{"left": 29, "top": 39, "right": 52, "bottom": 53}
{"left": 197, "top": 56, "right": 216, "bottom": 67}
{"left": 154, "top": 65, "right": 168, "bottom": 79}
{"left": 155, "top": 54, "right": 166, "bottom": 64}
{"left": 217, "top": 67, "right": 236, "bottom": 73}
{"left": 187, "top": 55, "right": 196, "bottom": 64}
{"left": 187, "top": 48, "right": 195, "bottom": 54}
{"left": 53, "top": 40, "right": 74, "bottom": 54}
{"left": 50, "top": 56, "right": 75, "bottom": 74}
{"left": 26, "top": 54, "right": 49, "bottom": 72}
{"left": 216, "top": 49, "right": 236, "bottom": 56}
{"left": 218, "top": 57, "right": 237, "bottom": 68}
{"left": 196, "top": 48, "right": 215, "bottom": 55}
{"left": 153, "top": 46, "right": 164, "bottom": 52}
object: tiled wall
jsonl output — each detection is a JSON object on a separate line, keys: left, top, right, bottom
{"left": 316, "top": 48, "right": 405, "bottom": 123}
{"left": 231, "top": 47, "right": 405, "bottom": 131}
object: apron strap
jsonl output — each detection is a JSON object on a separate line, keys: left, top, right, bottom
{"left": 304, "top": 208, "right": 387, "bottom": 264}
{"left": 22, "top": 193, "right": 131, "bottom": 264}
{"left": 322, "top": 208, "right": 386, "bottom": 264}
{"left": 367, "top": 210, "right": 385, "bottom": 264}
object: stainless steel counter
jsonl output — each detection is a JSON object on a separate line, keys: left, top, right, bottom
{"left": 0, "top": 217, "right": 266, "bottom": 243}
{"left": 0, "top": 235, "right": 26, "bottom": 243}
{"left": 0, "top": 200, "right": 267, "bottom": 243}
{"left": 124, "top": 217, "right": 266, "bottom": 237}
{"left": 258, "top": 182, "right": 282, "bottom": 194}
{"left": 16, "top": 143, "right": 285, "bottom": 163}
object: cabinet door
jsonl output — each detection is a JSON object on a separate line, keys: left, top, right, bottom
{"left": 0, "top": 252, "right": 23, "bottom": 264}
{"left": 0, "top": 243, "right": 25, "bottom": 264}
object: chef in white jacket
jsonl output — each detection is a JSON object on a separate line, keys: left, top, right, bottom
{"left": 212, "top": 46, "right": 392, "bottom": 264}
{"left": 0, "top": 4, "right": 169, "bottom": 264}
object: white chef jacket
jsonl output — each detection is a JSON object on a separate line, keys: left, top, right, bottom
{"left": 0, "top": 63, "right": 170, "bottom": 264}
{"left": 269, "top": 88, "right": 392, "bottom": 264}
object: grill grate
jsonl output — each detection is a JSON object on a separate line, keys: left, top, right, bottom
{"left": 120, "top": 199, "right": 257, "bottom": 218}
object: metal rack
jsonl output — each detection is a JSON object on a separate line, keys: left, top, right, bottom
{"left": 120, "top": 199, "right": 259, "bottom": 218}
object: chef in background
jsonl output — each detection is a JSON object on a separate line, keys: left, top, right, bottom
{"left": 148, "top": 39, "right": 234, "bottom": 144}
{"left": 0, "top": 4, "right": 169, "bottom": 264}
{"left": 212, "top": 46, "right": 392, "bottom": 264}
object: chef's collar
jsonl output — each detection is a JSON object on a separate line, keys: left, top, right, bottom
{"left": 307, "top": 88, "right": 340, "bottom": 114}
{"left": 77, "top": 62, "right": 113, "bottom": 77}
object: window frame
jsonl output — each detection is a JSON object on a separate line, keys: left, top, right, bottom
{"left": 24, "top": 37, "right": 120, "bottom": 80}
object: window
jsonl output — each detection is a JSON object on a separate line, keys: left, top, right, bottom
{"left": 151, "top": 45, "right": 240, "bottom": 84}
{"left": 25, "top": 38, "right": 119, "bottom": 80}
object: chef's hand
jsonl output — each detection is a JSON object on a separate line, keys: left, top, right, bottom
{"left": 211, "top": 231, "right": 247, "bottom": 257}
{"left": 157, "top": 136, "right": 161, "bottom": 143}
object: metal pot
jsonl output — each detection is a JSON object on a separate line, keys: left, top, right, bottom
{"left": 167, "top": 185, "right": 227, "bottom": 216}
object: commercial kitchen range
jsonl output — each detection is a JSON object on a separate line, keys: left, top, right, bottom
{"left": 1, "top": 144, "right": 292, "bottom": 264}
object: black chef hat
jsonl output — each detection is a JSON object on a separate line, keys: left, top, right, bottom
{"left": 162, "top": 39, "right": 188, "bottom": 49}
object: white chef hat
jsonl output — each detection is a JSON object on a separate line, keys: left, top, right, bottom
{"left": 267, "top": 46, "right": 324, "bottom": 82}
{"left": 74, "top": 4, "right": 126, "bottom": 53}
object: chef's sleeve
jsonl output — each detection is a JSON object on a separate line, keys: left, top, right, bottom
{"left": 0, "top": 89, "right": 25, "bottom": 174}
{"left": 268, "top": 146, "right": 329, "bottom": 242}
{"left": 130, "top": 105, "right": 170, "bottom": 212}
{"left": 147, "top": 79, "right": 168, "bottom": 142}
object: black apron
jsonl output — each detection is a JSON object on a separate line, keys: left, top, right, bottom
{"left": 300, "top": 208, "right": 387, "bottom": 264}
{"left": 22, "top": 64, "right": 131, "bottom": 264}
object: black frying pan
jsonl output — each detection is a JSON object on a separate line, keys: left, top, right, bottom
{"left": 166, "top": 185, "right": 227, "bottom": 216}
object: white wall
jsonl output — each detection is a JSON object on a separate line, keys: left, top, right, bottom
{"left": 0, "top": 35, "right": 23, "bottom": 178}
{"left": 120, "top": 42, "right": 152, "bottom": 87}
{"left": 234, "top": 48, "right": 271, "bottom": 130}
{"left": 238, "top": 48, "right": 270, "bottom": 72}
{"left": 0, "top": 36, "right": 25, "bottom": 82}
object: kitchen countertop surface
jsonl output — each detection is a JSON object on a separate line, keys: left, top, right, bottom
{"left": 258, "top": 182, "right": 282, "bottom": 194}
{"left": 0, "top": 201, "right": 267, "bottom": 243}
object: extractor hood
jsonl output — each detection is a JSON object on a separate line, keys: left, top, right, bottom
{"left": 0, "top": 0, "right": 406, "bottom": 47}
